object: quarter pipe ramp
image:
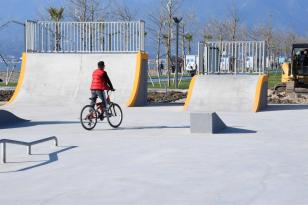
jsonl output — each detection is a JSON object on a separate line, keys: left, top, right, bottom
{"left": 184, "top": 75, "right": 268, "bottom": 113}
{"left": 0, "top": 52, "right": 148, "bottom": 126}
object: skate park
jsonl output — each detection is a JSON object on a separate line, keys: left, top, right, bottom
{"left": 1, "top": 1, "right": 308, "bottom": 204}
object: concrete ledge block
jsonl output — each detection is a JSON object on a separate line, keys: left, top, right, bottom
{"left": 190, "top": 112, "right": 227, "bottom": 134}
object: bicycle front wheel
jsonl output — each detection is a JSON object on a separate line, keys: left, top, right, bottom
{"left": 80, "top": 105, "right": 98, "bottom": 130}
{"left": 107, "top": 103, "right": 123, "bottom": 128}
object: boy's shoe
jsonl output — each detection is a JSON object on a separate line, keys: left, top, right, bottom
{"left": 98, "top": 113, "right": 105, "bottom": 121}
{"left": 106, "top": 111, "right": 112, "bottom": 117}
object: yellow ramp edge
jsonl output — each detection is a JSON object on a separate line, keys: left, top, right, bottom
{"left": 127, "top": 51, "right": 148, "bottom": 107}
{"left": 253, "top": 74, "right": 268, "bottom": 112}
{"left": 6, "top": 52, "right": 27, "bottom": 106}
{"left": 183, "top": 75, "right": 198, "bottom": 111}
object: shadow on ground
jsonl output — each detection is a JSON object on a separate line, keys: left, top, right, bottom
{"left": 0, "top": 110, "right": 80, "bottom": 129}
{"left": 0, "top": 110, "right": 30, "bottom": 129}
{"left": 0, "top": 146, "right": 78, "bottom": 173}
{"left": 104, "top": 125, "right": 190, "bottom": 131}
{"left": 104, "top": 125, "right": 257, "bottom": 134}
{"left": 0, "top": 121, "right": 80, "bottom": 129}
{"left": 219, "top": 127, "right": 257, "bottom": 134}
{"left": 266, "top": 104, "right": 308, "bottom": 111}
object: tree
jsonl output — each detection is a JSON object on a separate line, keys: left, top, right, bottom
{"left": 48, "top": 7, "right": 64, "bottom": 51}
{"left": 113, "top": 1, "right": 136, "bottom": 21}
{"left": 148, "top": 7, "right": 165, "bottom": 81}
{"left": 66, "top": 0, "right": 109, "bottom": 22}
{"left": 283, "top": 32, "right": 298, "bottom": 57}
{"left": 66, "top": 0, "right": 110, "bottom": 51}
{"left": 203, "top": 34, "right": 213, "bottom": 42}
{"left": 48, "top": 7, "right": 65, "bottom": 22}
{"left": 161, "top": 0, "right": 181, "bottom": 86}
{"left": 250, "top": 14, "right": 276, "bottom": 63}
{"left": 184, "top": 33, "right": 193, "bottom": 54}
{"left": 227, "top": 0, "right": 240, "bottom": 41}
{"left": 112, "top": 2, "right": 136, "bottom": 51}
{"left": 203, "top": 18, "right": 229, "bottom": 41}
{"left": 180, "top": 8, "right": 198, "bottom": 59}
{"left": 202, "top": 1, "right": 241, "bottom": 42}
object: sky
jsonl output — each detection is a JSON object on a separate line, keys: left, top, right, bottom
{"left": 0, "top": 0, "right": 308, "bottom": 59}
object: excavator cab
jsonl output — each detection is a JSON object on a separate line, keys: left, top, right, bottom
{"left": 281, "top": 44, "right": 308, "bottom": 92}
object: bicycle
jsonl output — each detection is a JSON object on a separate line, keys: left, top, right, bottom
{"left": 80, "top": 90, "right": 123, "bottom": 130}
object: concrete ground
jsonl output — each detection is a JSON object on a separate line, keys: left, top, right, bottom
{"left": 1, "top": 104, "right": 308, "bottom": 205}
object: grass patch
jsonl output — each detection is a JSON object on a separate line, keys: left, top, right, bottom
{"left": 149, "top": 74, "right": 282, "bottom": 90}
{"left": 0, "top": 82, "right": 18, "bottom": 87}
{"left": 268, "top": 72, "right": 281, "bottom": 88}
{"left": 149, "top": 73, "right": 192, "bottom": 79}
{"left": 148, "top": 79, "right": 191, "bottom": 90}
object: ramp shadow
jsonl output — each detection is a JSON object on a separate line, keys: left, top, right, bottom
{"left": 103, "top": 125, "right": 190, "bottom": 131}
{"left": 104, "top": 125, "right": 256, "bottom": 134}
{"left": 265, "top": 104, "right": 308, "bottom": 111}
{"left": 219, "top": 127, "right": 257, "bottom": 134}
{"left": 0, "top": 146, "right": 77, "bottom": 173}
{"left": 0, "top": 121, "right": 80, "bottom": 129}
{"left": 0, "top": 110, "right": 30, "bottom": 129}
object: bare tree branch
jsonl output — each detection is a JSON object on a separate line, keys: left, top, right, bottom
{"left": 111, "top": 1, "right": 137, "bottom": 21}
{"left": 66, "top": 0, "right": 111, "bottom": 22}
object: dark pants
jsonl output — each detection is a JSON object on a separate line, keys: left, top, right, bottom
{"left": 300, "top": 63, "right": 306, "bottom": 75}
{"left": 90, "top": 90, "right": 107, "bottom": 108}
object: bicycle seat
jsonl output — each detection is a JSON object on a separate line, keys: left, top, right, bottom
{"left": 89, "top": 97, "right": 96, "bottom": 101}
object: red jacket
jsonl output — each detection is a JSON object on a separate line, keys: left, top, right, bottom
{"left": 90, "top": 69, "right": 111, "bottom": 90}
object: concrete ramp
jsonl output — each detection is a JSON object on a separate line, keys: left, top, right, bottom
{"left": 5, "top": 52, "right": 147, "bottom": 108}
{"left": 184, "top": 75, "right": 268, "bottom": 113}
{"left": 0, "top": 52, "right": 148, "bottom": 125}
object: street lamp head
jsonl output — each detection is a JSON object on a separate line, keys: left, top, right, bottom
{"left": 173, "top": 17, "right": 183, "bottom": 24}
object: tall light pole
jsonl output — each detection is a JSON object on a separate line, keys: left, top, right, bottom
{"left": 173, "top": 17, "right": 182, "bottom": 89}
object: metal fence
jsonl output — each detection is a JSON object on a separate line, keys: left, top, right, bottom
{"left": 200, "top": 41, "right": 266, "bottom": 74}
{"left": 25, "top": 20, "right": 145, "bottom": 53}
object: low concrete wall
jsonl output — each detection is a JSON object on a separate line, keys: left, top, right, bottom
{"left": 190, "top": 112, "right": 227, "bottom": 134}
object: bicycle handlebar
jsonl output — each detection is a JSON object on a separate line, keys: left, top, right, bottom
{"left": 107, "top": 89, "right": 116, "bottom": 93}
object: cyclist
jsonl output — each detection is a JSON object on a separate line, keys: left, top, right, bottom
{"left": 90, "top": 61, "right": 115, "bottom": 109}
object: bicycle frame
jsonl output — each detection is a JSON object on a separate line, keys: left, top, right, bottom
{"left": 94, "top": 90, "right": 114, "bottom": 116}
{"left": 80, "top": 90, "right": 122, "bottom": 130}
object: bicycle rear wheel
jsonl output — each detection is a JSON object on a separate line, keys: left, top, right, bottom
{"left": 106, "top": 103, "right": 123, "bottom": 128}
{"left": 80, "top": 105, "right": 98, "bottom": 130}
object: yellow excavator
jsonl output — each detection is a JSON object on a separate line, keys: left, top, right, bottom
{"left": 275, "top": 44, "right": 308, "bottom": 93}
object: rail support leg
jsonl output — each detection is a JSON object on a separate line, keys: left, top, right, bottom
{"left": 54, "top": 138, "right": 58, "bottom": 146}
{"left": 28, "top": 145, "right": 32, "bottom": 155}
{"left": 2, "top": 142, "right": 6, "bottom": 163}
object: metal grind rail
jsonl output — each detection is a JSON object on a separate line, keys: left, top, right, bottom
{"left": 0, "top": 136, "right": 58, "bottom": 163}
